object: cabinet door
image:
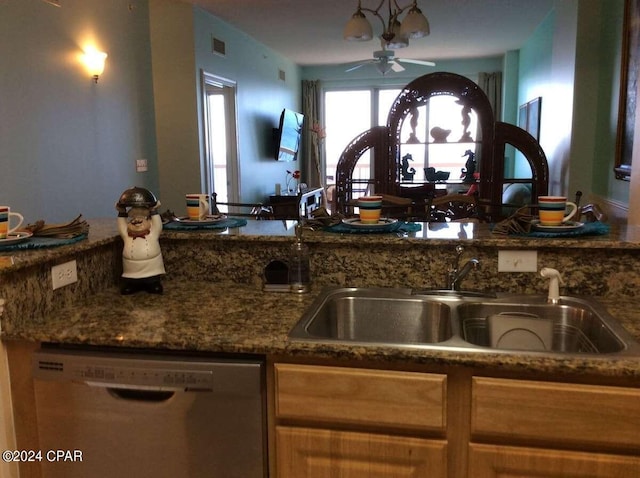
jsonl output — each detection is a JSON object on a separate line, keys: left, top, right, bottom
{"left": 276, "top": 426, "right": 447, "bottom": 478}
{"left": 469, "top": 443, "right": 640, "bottom": 477}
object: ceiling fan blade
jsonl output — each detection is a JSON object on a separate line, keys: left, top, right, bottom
{"left": 345, "top": 60, "right": 373, "bottom": 73}
{"left": 390, "top": 60, "right": 405, "bottom": 72}
{"left": 398, "top": 58, "right": 436, "bottom": 67}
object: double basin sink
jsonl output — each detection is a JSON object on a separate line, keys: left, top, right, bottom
{"left": 289, "top": 287, "right": 640, "bottom": 356}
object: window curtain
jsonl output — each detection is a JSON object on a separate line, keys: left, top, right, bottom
{"left": 478, "top": 72, "right": 502, "bottom": 121}
{"left": 301, "top": 80, "right": 323, "bottom": 189}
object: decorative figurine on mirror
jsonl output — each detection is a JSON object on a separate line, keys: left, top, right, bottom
{"left": 461, "top": 150, "right": 477, "bottom": 183}
{"left": 116, "top": 186, "right": 165, "bottom": 295}
{"left": 405, "top": 107, "right": 421, "bottom": 144}
{"left": 430, "top": 126, "right": 451, "bottom": 143}
{"left": 400, "top": 153, "right": 416, "bottom": 181}
{"left": 457, "top": 98, "right": 474, "bottom": 142}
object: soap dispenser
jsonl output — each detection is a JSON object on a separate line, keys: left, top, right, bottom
{"left": 288, "top": 222, "right": 310, "bottom": 293}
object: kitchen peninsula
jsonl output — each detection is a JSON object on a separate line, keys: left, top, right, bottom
{"left": 1, "top": 218, "right": 640, "bottom": 477}
{"left": 1, "top": 218, "right": 640, "bottom": 372}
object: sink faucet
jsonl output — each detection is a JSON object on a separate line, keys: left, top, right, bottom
{"left": 447, "top": 245, "right": 480, "bottom": 291}
{"left": 540, "top": 267, "right": 564, "bottom": 304}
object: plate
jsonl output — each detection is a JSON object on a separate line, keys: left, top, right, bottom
{"left": 0, "top": 231, "right": 33, "bottom": 246}
{"left": 531, "top": 220, "right": 584, "bottom": 232}
{"left": 342, "top": 218, "right": 398, "bottom": 228}
{"left": 174, "top": 214, "right": 227, "bottom": 226}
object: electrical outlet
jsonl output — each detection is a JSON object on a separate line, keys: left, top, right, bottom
{"left": 136, "top": 158, "right": 148, "bottom": 172}
{"left": 52, "top": 260, "right": 78, "bottom": 290}
{"left": 498, "top": 250, "right": 538, "bottom": 272}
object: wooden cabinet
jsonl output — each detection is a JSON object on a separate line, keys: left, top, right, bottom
{"left": 471, "top": 377, "right": 640, "bottom": 450}
{"left": 273, "top": 364, "right": 448, "bottom": 478}
{"left": 468, "top": 443, "right": 640, "bottom": 478}
{"left": 271, "top": 364, "right": 640, "bottom": 478}
{"left": 470, "top": 377, "right": 640, "bottom": 476}
{"left": 276, "top": 427, "right": 446, "bottom": 478}
{"left": 274, "top": 363, "right": 446, "bottom": 431}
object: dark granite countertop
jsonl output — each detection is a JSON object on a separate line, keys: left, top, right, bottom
{"left": 3, "top": 218, "right": 640, "bottom": 274}
{"left": 2, "top": 218, "right": 640, "bottom": 381}
{"left": 4, "top": 280, "right": 639, "bottom": 379}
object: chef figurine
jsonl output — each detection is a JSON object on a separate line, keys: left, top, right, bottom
{"left": 116, "top": 187, "right": 166, "bottom": 295}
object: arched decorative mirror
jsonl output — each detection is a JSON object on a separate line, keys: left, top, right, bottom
{"left": 335, "top": 72, "right": 549, "bottom": 221}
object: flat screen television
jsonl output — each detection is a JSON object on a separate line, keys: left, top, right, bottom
{"left": 274, "top": 108, "right": 304, "bottom": 162}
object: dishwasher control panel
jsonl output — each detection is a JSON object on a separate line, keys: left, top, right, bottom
{"left": 33, "top": 349, "right": 222, "bottom": 391}
{"left": 68, "top": 364, "right": 215, "bottom": 390}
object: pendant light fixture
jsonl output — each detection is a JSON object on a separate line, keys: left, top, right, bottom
{"left": 343, "top": 0, "right": 430, "bottom": 50}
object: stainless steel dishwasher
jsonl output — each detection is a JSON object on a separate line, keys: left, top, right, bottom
{"left": 32, "top": 346, "right": 267, "bottom": 478}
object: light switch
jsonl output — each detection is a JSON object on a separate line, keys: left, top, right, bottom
{"left": 498, "top": 250, "right": 537, "bottom": 272}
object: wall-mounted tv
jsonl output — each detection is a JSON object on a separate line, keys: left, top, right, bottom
{"left": 274, "top": 108, "right": 304, "bottom": 162}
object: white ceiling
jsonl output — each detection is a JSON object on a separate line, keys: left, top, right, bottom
{"left": 180, "top": 0, "right": 555, "bottom": 66}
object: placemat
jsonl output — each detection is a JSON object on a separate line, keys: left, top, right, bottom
{"left": 324, "top": 221, "right": 422, "bottom": 234}
{"left": 0, "top": 234, "right": 88, "bottom": 252}
{"left": 163, "top": 217, "right": 248, "bottom": 231}
{"left": 517, "top": 221, "right": 610, "bottom": 238}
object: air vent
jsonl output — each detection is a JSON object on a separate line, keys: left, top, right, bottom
{"left": 212, "top": 37, "right": 226, "bottom": 57}
{"left": 278, "top": 69, "right": 286, "bottom": 82}
{"left": 37, "top": 360, "right": 63, "bottom": 372}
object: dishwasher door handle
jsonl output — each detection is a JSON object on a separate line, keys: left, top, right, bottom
{"left": 107, "top": 387, "right": 176, "bottom": 402}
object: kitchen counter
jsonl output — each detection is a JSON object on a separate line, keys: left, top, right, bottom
{"left": 2, "top": 218, "right": 640, "bottom": 381}
{"left": 3, "top": 218, "right": 640, "bottom": 275}
{"left": 4, "top": 280, "right": 640, "bottom": 379}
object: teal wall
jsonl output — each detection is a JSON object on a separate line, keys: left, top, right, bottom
{"left": 589, "top": 0, "right": 627, "bottom": 204}
{"left": 149, "top": 1, "right": 301, "bottom": 211}
{"left": 192, "top": 8, "right": 301, "bottom": 204}
{"left": 516, "top": 0, "right": 627, "bottom": 206}
{"left": 0, "top": 0, "right": 301, "bottom": 221}
{"left": 0, "top": 0, "right": 158, "bottom": 223}
{"left": 514, "top": 7, "right": 557, "bottom": 180}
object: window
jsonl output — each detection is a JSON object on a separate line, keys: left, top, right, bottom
{"left": 324, "top": 90, "right": 372, "bottom": 188}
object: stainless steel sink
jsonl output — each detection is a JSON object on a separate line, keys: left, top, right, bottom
{"left": 289, "top": 288, "right": 640, "bottom": 356}
{"left": 458, "top": 300, "right": 625, "bottom": 354}
{"left": 290, "top": 288, "right": 453, "bottom": 345}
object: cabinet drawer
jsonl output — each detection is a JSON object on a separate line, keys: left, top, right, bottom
{"left": 276, "top": 426, "right": 447, "bottom": 478}
{"left": 472, "top": 377, "right": 640, "bottom": 449}
{"left": 469, "top": 443, "right": 640, "bottom": 477}
{"left": 275, "top": 364, "right": 446, "bottom": 431}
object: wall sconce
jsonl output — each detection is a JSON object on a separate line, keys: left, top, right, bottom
{"left": 83, "top": 49, "right": 108, "bottom": 83}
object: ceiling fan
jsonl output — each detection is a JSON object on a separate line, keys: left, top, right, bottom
{"left": 345, "top": 49, "right": 435, "bottom": 75}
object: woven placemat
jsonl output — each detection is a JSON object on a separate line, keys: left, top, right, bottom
{"left": 0, "top": 233, "right": 88, "bottom": 251}
{"left": 324, "top": 221, "right": 422, "bottom": 234}
{"left": 163, "top": 217, "right": 248, "bottom": 231}
{"left": 523, "top": 221, "right": 610, "bottom": 238}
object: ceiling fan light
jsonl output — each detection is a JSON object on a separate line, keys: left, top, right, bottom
{"left": 344, "top": 10, "right": 373, "bottom": 41}
{"left": 386, "top": 19, "right": 409, "bottom": 49}
{"left": 376, "top": 61, "right": 394, "bottom": 75}
{"left": 400, "top": 5, "right": 430, "bottom": 39}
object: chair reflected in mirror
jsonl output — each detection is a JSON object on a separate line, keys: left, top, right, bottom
{"left": 298, "top": 186, "right": 325, "bottom": 219}
{"left": 212, "top": 186, "right": 326, "bottom": 221}
{"left": 211, "top": 192, "right": 274, "bottom": 219}
{"left": 429, "top": 192, "right": 485, "bottom": 222}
